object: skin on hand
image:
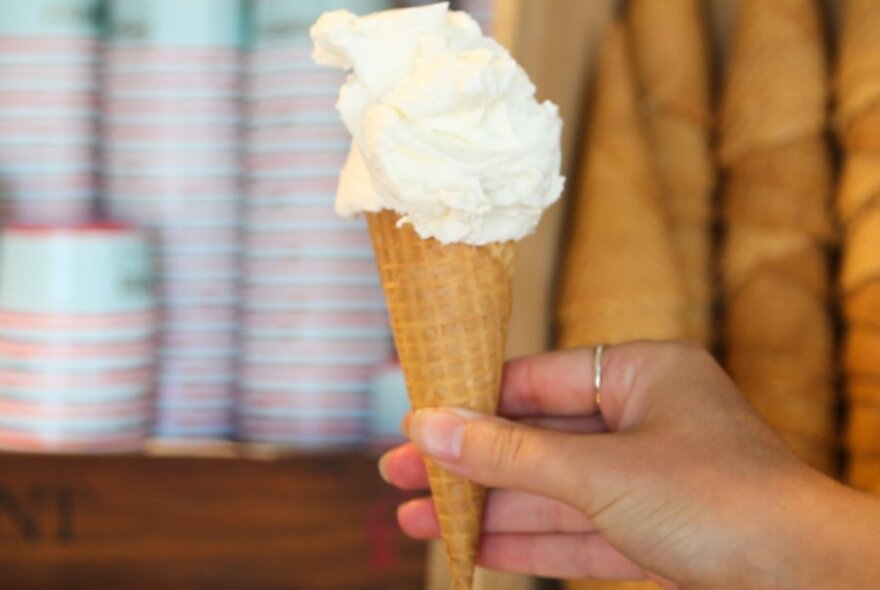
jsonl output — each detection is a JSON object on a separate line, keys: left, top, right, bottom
{"left": 379, "top": 342, "right": 880, "bottom": 590}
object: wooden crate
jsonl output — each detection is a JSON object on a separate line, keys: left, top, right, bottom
{"left": 0, "top": 450, "right": 425, "bottom": 590}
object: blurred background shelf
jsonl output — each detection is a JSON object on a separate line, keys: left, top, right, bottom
{"left": 0, "top": 449, "right": 425, "bottom": 590}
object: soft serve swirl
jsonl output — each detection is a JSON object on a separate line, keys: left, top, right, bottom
{"left": 311, "top": 2, "right": 564, "bottom": 245}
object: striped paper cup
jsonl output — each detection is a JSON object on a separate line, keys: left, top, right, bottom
{"left": 236, "top": 415, "right": 364, "bottom": 447}
{"left": 0, "top": 428, "right": 147, "bottom": 453}
{"left": 102, "top": 123, "right": 240, "bottom": 149}
{"left": 3, "top": 199, "right": 96, "bottom": 223}
{"left": 240, "top": 337, "right": 391, "bottom": 364}
{"left": 244, "top": 229, "right": 371, "bottom": 252}
{"left": 241, "top": 284, "right": 383, "bottom": 309}
{"left": 240, "top": 363, "right": 374, "bottom": 384}
{"left": 0, "top": 381, "right": 151, "bottom": 403}
{"left": 0, "top": 397, "right": 150, "bottom": 420}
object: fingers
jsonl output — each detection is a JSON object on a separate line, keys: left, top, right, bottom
{"left": 407, "top": 408, "right": 621, "bottom": 506}
{"left": 381, "top": 415, "right": 608, "bottom": 491}
{"left": 479, "top": 533, "right": 648, "bottom": 580}
{"left": 378, "top": 443, "right": 426, "bottom": 490}
{"left": 398, "top": 490, "right": 594, "bottom": 538}
{"left": 500, "top": 343, "right": 650, "bottom": 420}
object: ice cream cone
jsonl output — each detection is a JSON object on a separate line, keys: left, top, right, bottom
{"left": 557, "top": 22, "right": 686, "bottom": 348}
{"left": 845, "top": 283, "right": 880, "bottom": 328}
{"left": 720, "top": 227, "right": 822, "bottom": 292}
{"left": 366, "top": 209, "right": 514, "bottom": 590}
{"left": 719, "top": 0, "right": 827, "bottom": 163}
{"left": 847, "top": 455, "right": 880, "bottom": 491}
{"left": 727, "top": 137, "right": 832, "bottom": 195}
{"left": 846, "top": 377, "right": 880, "bottom": 405}
{"left": 842, "top": 324, "right": 880, "bottom": 378}
{"left": 627, "top": 0, "right": 711, "bottom": 125}
{"left": 846, "top": 404, "right": 880, "bottom": 455}
{"left": 627, "top": 0, "right": 714, "bottom": 348}
{"left": 747, "top": 384, "right": 837, "bottom": 443}
{"left": 835, "top": 0, "right": 880, "bottom": 126}
{"left": 841, "top": 208, "right": 880, "bottom": 295}
{"left": 838, "top": 153, "right": 880, "bottom": 225}
{"left": 725, "top": 347, "right": 835, "bottom": 405}
{"left": 724, "top": 271, "right": 832, "bottom": 357}
{"left": 776, "top": 429, "right": 837, "bottom": 474}
{"left": 841, "top": 106, "right": 880, "bottom": 152}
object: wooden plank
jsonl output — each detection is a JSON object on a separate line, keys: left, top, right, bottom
{"left": 0, "top": 452, "right": 425, "bottom": 590}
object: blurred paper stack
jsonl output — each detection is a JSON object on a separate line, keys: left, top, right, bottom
{"left": 0, "top": 0, "right": 101, "bottom": 223}
{"left": 0, "top": 224, "right": 155, "bottom": 453}
{"left": 239, "top": 0, "right": 392, "bottom": 448}
{"left": 836, "top": 0, "right": 880, "bottom": 492}
{"left": 102, "top": 0, "right": 244, "bottom": 439}
{"left": 719, "top": 0, "right": 836, "bottom": 474}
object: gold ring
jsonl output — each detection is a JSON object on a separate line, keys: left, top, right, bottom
{"left": 594, "top": 344, "right": 605, "bottom": 411}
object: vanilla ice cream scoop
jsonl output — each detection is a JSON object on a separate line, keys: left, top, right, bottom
{"left": 311, "top": 2, "right": 564, "bottom": 245}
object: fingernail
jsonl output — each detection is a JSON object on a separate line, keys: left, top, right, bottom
{"left": 400, "top": 411, "right": 412, "bottom": 437}
{"left": 378, "top": 454, "right": 391, "bottom": 483}
{"left": 410, "top": 409, "right": 475, "bottom": 462}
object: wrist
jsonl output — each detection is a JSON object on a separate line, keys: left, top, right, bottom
{"left": 769, "top": 471, "right": 880, "bottom": 590}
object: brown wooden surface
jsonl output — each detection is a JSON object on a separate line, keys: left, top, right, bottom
{"left": 0, "top": 452, "right": 425, "bottom": 590}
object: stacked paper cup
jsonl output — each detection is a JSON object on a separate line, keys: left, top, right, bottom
{"left": 368, "top": 361, "right": 410, "bottom": 451}
{"left": 102, "top": 0, "right": 244, "bottom": 439}
{"left": 240, "top": 0, "right": 394, "bottom": 448}
{"left": 458, "top": 0, "right": 493, "bottom": 33}
{"left": 0, "top": 0, "right": 101, "bottom": 223}
{"left": 0, "top": 223, "right": 156, "bottom": 453}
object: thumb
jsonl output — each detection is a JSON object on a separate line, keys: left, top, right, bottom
{"left": 408, "top": 408, "right": 621, "bottom": 507}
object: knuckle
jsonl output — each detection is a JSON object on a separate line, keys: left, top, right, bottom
{"left": 489, "top": 423, "right": 530, "bottom": 472}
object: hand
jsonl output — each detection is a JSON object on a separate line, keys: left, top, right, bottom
{"left": 379, "top": 341, "right": 880, "bottom": 590}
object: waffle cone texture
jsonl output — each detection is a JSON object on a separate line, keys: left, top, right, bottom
{"left": 367, "top": 209, "right": 514, "bottom": 590}
{"left": 837, "top": 0, "right": 880, "bottom": 492}
{"left": 720, "top": 0, "right": 836, "bottom": 474}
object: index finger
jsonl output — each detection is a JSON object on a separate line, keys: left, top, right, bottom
{"left": 499, "top": 342, "right": 642, "bottom": 417}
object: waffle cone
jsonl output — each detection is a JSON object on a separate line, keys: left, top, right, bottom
{"left": 776, "top": 429, "right": 836, "bottom": 474}
{"left": 841, "top": 105, "right": 880, "bottom": 151}
{"left": 847, "top": 455, "right": 880, "bottom": 491}
{"left": 721, "top": 227, "right": 827, "bottom": 294}
{"left": 842, "top": 324, "right": 880, "bottom": 378}
{"left": 723, "top": 184, "right": 834, "bottom": 240}
{"left": 648, "top": 115, "right": 716, "bottom": 224}
{"left": 845, "top": 282, "right": 880, "bottom": 328}
{"left": 557, "top": 22, "right": 686, "bottom": 347}
{"left": 366, "top": 209, "right": 515, "bottom": 590}
{"left": 627, "top": 0, "right": 712, "bottom": 126}
{"left": 627, "top": 0, "right": 713, "bottom": 348}
{"left": 846, "top": 376, "right": 880, "bottom": 405}
{"left": 719, "top": 0, "right": 827, "bottom": 163}
{"left": 847, "top": 404, "right": 880, "bottom": 455}
{"left": 727, "top": 136, "right": 831, "bottom": 197}
{"left": 673, "top": 224, "right": 713, "bottom": 345}
{"left": 725, "top": 347, "right": 835, "bottom": 404}
{"left": 838, "top": 152, "right": 880, "bottom": 224}
{"left": 746, "top": 384, "right": 837, "bottom": 443}
{"left": 841, "top": 209, "right": 880, "bottom": 294}
{"left": 836, "top": 0, "right": 880, "bottom": 125}
{"left": 724, "top": 270, "right": 832, "bottom": 355}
